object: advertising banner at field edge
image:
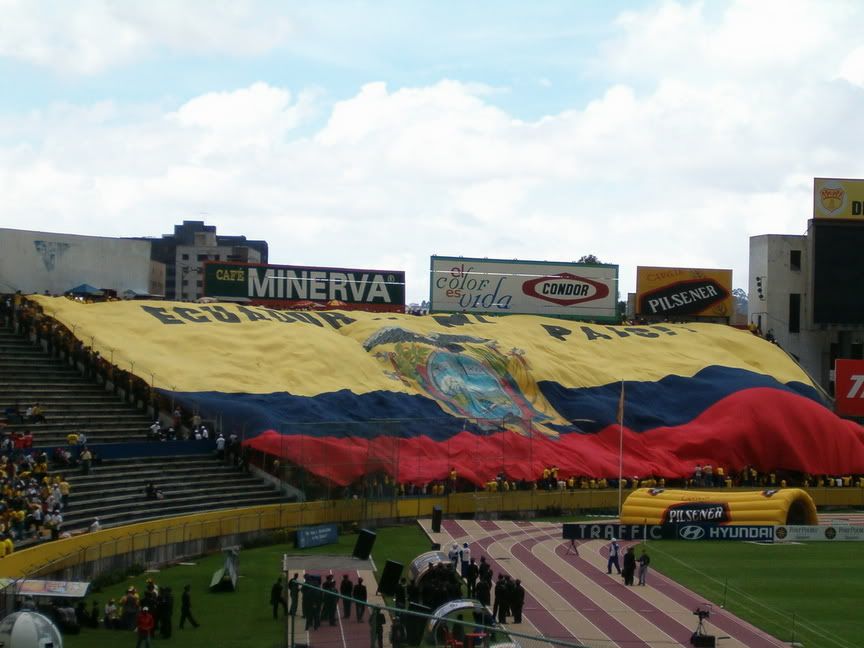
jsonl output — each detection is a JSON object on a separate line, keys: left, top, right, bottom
{"left": 814, "top": 177, "right": 864, "bottom": 220}
{"left": 834, "top": 359, "right": 864, "bottom": 417}
{"left": 295, "top": 523, "right": 339, "bottom": 549}
{"left": 774, "top": 524, "right": 864, "bottom": 542}
{"left": 0, "top": 579, "right": 91, "bottom": 598}
{"left": 562, "top": 523, "right": 774, "bottom": 542}
{"left": 636, "top": 266, "right": 733, "bottom": 318}
{"left": 203, "top": 261, "right": 405, "bottom": 312}
{"left": 430, "top": 256, "right": 618, "bottom": 321}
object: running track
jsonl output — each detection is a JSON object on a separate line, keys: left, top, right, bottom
{"left": 426, "top": 519, "right": 788, "bottom": 648}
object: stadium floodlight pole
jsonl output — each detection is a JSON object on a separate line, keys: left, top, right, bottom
{"left": 617, "top": 380, "right": 625, "bottom": 520}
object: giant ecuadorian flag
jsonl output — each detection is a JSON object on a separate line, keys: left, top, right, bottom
{"left": 34, "top": 297, "right": 864, "bottom": 486}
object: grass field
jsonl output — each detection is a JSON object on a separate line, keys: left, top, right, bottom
{"left": 644, "top": 540, "right": 863, "bottom": 648}
{"left": 63, "top": 523, "right": 431, "bottom": 648}
{"left": 51, "top": 521, "right": 864, "bottom": 648}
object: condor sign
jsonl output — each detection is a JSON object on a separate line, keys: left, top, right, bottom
{"left": 430, "top": 256, "right": 618, "bottom": 321}
{"left": 203, "top": 262, "right": 405, "bottom": 312}
{"left": 636, "top": 267, "right": 732, "bottom": 318}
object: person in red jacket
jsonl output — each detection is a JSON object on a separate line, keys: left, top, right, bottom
{"left": 135, "top": 606, "right": 155, "bottom": 648}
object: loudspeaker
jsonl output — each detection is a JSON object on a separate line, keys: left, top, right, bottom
{"left": 352, "top": 528, "right": 377, "bottom": 560}
{"left": 378, "top": 560, "right": 404, "bottom": 596}
{"left": 431, "top": 506, "right": 443, "bottom": 533}
{"left": 690, "top": 634, "right": 716, "bottom": 647}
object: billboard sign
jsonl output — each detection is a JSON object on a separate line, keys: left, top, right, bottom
{"left": 295, "top": 523, "right": 339, "bottom": 549}
{"left": 430, "top": 256, "right": 618, "bottom": 321}
{"left": 774, "top": 524, "right": 864, "bottom": 542}
{"left": 814, "top": 178, "right": 864, "bottom": 220}
{"left": 834, "top": 359, "right": 864, "bottom": 417}
{"left": 203, "top": 262, "right": 405, "bottom": 312}
{"left": 562, "top": 522, "right": 774, "bottom": 542}
{"left": 636, "top": 267, "right": 732, "bottom": 318}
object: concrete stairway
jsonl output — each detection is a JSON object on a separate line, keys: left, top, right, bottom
{"left": 60, "top": 456, "right": 288, "bottom": 530}
{"left": 2, "top": 324, "right": 292, "bottom": 534}
{"left": 0, "top": 326, "right": 153, "bottom": 444}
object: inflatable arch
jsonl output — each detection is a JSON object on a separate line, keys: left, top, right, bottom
{"left": 621, "top": 488, "right": 818, "bottom": 526}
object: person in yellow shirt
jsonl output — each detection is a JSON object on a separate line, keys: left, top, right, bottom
{"left": 66, "top": 432, "right": 79, "bottom": 446}
{"left": 1, "top": 534, "right": 13, "bottom": 557}
{"left": 59, "top": 478, "right": 71, "bottom": 508}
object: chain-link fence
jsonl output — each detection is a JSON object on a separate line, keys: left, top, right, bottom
{"left": 289, "top": 581, "right": 591, "bottom": 648}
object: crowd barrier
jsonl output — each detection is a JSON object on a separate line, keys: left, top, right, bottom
{"left": 1, "top": 486, "right": 862, "bottom": 582}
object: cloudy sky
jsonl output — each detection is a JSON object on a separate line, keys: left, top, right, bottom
{"left": 2, "top": 0, "right": 864, "bottom": 303}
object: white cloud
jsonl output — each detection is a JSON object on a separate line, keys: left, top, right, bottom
{"left": 0, "top": 0, "right": 294, "bottom": 74}
{"left": 3, "top": 2, "right": 864, "bottom": 303}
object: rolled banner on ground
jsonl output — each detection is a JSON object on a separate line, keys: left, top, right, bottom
{"left": 621, "top": 487, "right": 818, "bottom": 526}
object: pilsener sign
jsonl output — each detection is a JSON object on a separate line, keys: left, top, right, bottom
{"left": 636, "top": 266, "right": 732, "bottom": 318}
{"left": 204, "top": 262, "right": 405, "bottom": 312}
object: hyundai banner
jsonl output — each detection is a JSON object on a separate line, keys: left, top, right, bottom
{"left": 430, "top": 256, "right": 618, "bottom": 321}
{"left": 562, "top": 523, "right": 775, "bottom": 542}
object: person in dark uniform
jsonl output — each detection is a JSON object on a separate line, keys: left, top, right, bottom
{"left": 493, "top": 575, "right": 505, "bottom": 622}
{"left": 340, "top": 574, "right": 354, "bottom": 619}
{"left": 390, "top": 613, "right": 407, "bottom": 648}
{"left": 288, "top": 573, "right": 300, "bottom": 616}
{"left": 478, "top": 556, "right": 492, "bottom": 582}
{"left": 370, "top": 608, "right": 386, "bottom": 648}
{"left": 475, "top": 577, "right": 491, "bottom": 607}
{"left": 622, "top": 546, "right": 637, "bottom": 586}
{"left": 304, "top": 578, "right": 322, "bottom": 631}
{"left": 322, "top": 575, "right": 338, "bottom": 626}
{"left": 353, "top": 577, "right": 368, "bottom": 622}
{"left": 158, "top": 587, "right": 174, "bottom": 638}
{"left": 512, "top": 579, "right": 525, "bottom": 623}
{"left": 178, "top": 585, "right": 199, "bottom": 629}
{"left": 394, "top": 577, "right": 408, "bottom": 609}
{"left": 271, "top": 577, "right": 287, "bottom": 619}
{"left": 466, "top": 558, "right": 479, "bottom": 598}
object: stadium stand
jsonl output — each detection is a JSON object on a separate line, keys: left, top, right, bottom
{"left": 1, "top": 317, "right": 291, "bottom": 541}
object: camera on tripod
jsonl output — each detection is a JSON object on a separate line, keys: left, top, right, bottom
{"left": 693, "top": 607, "right": 710, "bottom": 621}
{"left": 690, "top": 605, "right": 715, "bottom": 647}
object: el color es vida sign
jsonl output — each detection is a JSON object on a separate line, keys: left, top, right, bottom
{"left": 429, "top": 256, "right": 618, "bottom": 321}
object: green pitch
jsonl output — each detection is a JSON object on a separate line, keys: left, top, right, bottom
{"left": 62, "top": 524, "right": 430, "bottom": 648}
{"left": 643, "top": 540, "right": 863, "bottom": 648}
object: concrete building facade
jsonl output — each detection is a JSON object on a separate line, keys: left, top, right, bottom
{"left": 749, "top": 228, "right": 864, "bottom": 395}
{"left": 148, "top": 221, "right": 268, "bottom": 301}
{"left": 0, "top": 227, "right": 158, "bottom": 296}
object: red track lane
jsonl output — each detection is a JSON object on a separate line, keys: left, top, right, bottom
{"left": 548, "top": 541, "right": 693, "bottom": 645}
{"left": 443, "top": 519, "right": 579, "bottom": 644}
{"left": 473, "top": 520, "right": 650, "bottom": 648}
{"left": 454, "top": 521, "right": 788, "bottom": 648}
{"left": 304, "top": 570, "right": 371, "bottom": 648}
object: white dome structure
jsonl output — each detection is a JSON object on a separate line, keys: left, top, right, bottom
{"left": 0, "top": 611, "right": 63, "bottom": 648}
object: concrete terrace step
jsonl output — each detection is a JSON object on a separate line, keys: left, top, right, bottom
{"left": 66, "top": 464, "right": 235, "bottom": 487}
{"left": 67, "top": 473, "right": 265, "bottom": 497}
{"left": 63, "top": 494, "right": 289, "bottom": 530}
{"left": 65, "top": 483, "right": 279, "bottom": 517}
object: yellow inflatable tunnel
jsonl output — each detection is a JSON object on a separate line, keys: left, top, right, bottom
{"left": 621, "top": 488, "right": 818, "bottom": 526}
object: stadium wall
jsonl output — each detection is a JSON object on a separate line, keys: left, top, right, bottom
{"left": 1, "top": 488, "right": 859, "bottom": 581}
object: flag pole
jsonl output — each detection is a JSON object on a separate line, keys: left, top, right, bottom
{"left": 617, "top": 380, "right": 624, "bottom": 520}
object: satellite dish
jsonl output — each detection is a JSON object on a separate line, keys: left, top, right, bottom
{"left": 0, "top": 611, "right": 63, "bottom": 648}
